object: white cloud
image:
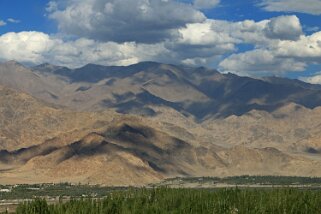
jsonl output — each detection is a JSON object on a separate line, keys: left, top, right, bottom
{"left": 43, "top": 0, "right": 321, "bottom": 75}
{"left": 46, "top": 1, "right": 58, "bottom": 12}
{"left": 0, "top": 31, "right": 168, "bottom": 68}
{"left": 163, "top": 15, "right": 303, "bottom": 68}
{"left": 46, "top": 38, "right": 168, "bottom": 68}
{"left": 219, "top": 30, "right": 321, "bottom": 76}
{"left": 219, "top": 49, "right": 306, "bottom": 76}
{"left": 214, "top": 15, "right": 321, "bottom": 76}
{"left": 264, "top": 15, "right": 302, "bottom": 41}
{"left": 0, "top": 32, "right": 55, "bottom": 64}
{"left": 7, "top": 18, "right": 20, "bottom": 23}
{"left": 0, "top": 10, "right": 320, "bottom": 77}
{"left": 0, "top": 30, "right": 235, "bottom": 68}
{"left": 177, "top": 20, "right": 236, "bottom": 45}
{"left": 193, "top": 0, "right": 220, "bottom": 9}
{"left": 48, "top": 0, "right": 206, "bottom": 43}
{"left": 201, "top": 16, "right": 303, "bottom": 49}
{"left": 0, "top": 20, "right": 6, "bottom": 26}
{"left": 161, "top": 20, "right": 236, "bottom": 65}
{"left": 209, "top": 19, "right": 270, "bottom": 46}
{"left": 259, "top": 0, "right": 321, "bottom": 15}
{"left": 275, "top": 31, "right": 321, "bottom": 61}
{"left": 300, "top": 72, "right": 321, "bottom": 84}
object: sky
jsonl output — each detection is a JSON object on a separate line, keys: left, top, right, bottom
{"left": 0, "top": 0, "right": 321, "bottom": 83}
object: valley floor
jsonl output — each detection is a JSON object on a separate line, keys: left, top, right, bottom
{"left": 1, "top": 176, "right": 321, "bottom": 213}
{"left": 1, "top": 186, "right": 321, "bottom": 213}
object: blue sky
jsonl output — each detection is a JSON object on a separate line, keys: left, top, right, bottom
{"left": 0, "top": 0, "right": 52, "bottom": 33}
{"left": 0, "top": 0, "right": 321, "bottom": 82}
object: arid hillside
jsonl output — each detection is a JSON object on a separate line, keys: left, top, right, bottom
{"left": 0, "top": 83, "right": 320, "bottom": 185}
{"left": 1, "top": 61, "right": 320, "bottom": 119}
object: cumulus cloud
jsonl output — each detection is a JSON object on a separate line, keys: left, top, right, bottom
{"left": 0, "top": 20, "right": 6, "bottom": 26}
{"left": 264, "top": 15, "right": 302, "bottom": 41}
{"left": 1, "top": 4, "right": 320, "bottom": 78}
{"left": 177, "top": 20, "right": 236, "bottom": 45}
{"left": 219, "top": 49, "right": 306, "bottom": 76}
{"left": 259, "top": 0, "right": 321, "bottom": 15}
{"left": 0, "top": 29, "right": 235, "bottom": 68}
{"left": 275, "top": 32, "right": 321, "bottom": 61}
{"left": 48, "top": 0, "right": 205, "bottom": 43}
{"left": 201, "top": 16, "right": 303, "bottom": 48}
{"left": 162, "top": 20, "right": 236, "bottom": 64}
{"left": 43, "top": 0, "right": 321, "bottom": 75}
{"left": 160, "top": 15, "right": 303, "bottom": 67}
{"left": 209, "top": 19, "right": 269, "bottom": 46}
{"left": 193, "top": 0, "right": 220, "bottom": 9}
{"left": 46, "top": 38, "right": 168, "bottom": 68}
{"left": 214, "top": 15, "right": 321, "bottom": 76}
{"left": 0, "top": 31, "right": 167, "bottom": 67}
{"left": 219, "top": 30, "right": 321, "bottom": 76}
{"left": 0, "top": 32, "right": 55, "bottom": 64}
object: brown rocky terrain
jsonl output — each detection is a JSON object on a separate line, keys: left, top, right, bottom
{"left": 0, "top": 84, "right": 320, "bottom": 185}
{"left": 0, "top": 61, "right": 321, "bottom": 186}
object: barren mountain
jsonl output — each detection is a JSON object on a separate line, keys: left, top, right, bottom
{"left": 2, "top": 61, "right": 321, "bottom": 119}
{"left": 1, "top": 112, "right": 320, "bottom": 185}
{"left": 31, "top": 61, "right": 321, "bottom": 119}
{"left": 0, "top": 84, "right": 320, "bottom": 185}
{"left": 0, "top": 84, "right": 114, "bottom": 151}
{"left": 0, "top": 61, "right": 65, "bottom": 102}
{"left": 0, "top": 61, "right": 321, "bottom": 186}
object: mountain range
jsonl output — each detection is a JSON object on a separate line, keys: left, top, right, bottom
{"left": 0, "top": 60, "right": 320, "bottom": 185}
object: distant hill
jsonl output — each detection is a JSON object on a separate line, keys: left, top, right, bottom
{"left": 31, "top": 61, "right": 321, "bottom": 119}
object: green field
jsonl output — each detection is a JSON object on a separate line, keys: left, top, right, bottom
{"left": 1, "top": 176, "right": 321, "bottom": 213}
{"left": 10, "top": 188, "right": 321, "bottom": 214}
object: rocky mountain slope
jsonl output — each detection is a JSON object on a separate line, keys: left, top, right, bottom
{"left": 0, "top": 85, "right": 103, "bottom": 151}
{"left": 30, "top": 61, "right": 321, "bottom": 119}
{"left": 0, "top": 61, "right": 321, "bottom": 185}
{"left": 0, "top": 84, "right": 320, "bottom": 185}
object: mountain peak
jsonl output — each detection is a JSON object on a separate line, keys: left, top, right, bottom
{"left": 36, "top": 62, "right": 52, "bottom": 67}
{"left": 34, "top": 62, "right": 61, "bottom": 70}
{"left": 1, "top": 60, "right": 24, "bottom": 67}
{"left": 135, "top": 61, "right": 163, "bottom": 66}
{"left": 81, "top": 63, "right": 107, "bottom": 69}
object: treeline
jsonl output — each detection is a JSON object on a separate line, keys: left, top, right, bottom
{"left": 12, "top": 188, "right": 321, "bottom": 214}
{"left": 164, "top": 175, "right": 321, "bottom": 185}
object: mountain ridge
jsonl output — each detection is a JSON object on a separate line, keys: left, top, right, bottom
{"left": 17, "top": 61, "right": 321, "bottom": 119}
{"left": 0, "top": 61, "right": 321, "bottom": 185}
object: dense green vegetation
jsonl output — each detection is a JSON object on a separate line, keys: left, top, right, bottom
{"left": 11, "top": 188, "right": 321, "bottom": 214}
{"left": 1, "top": 177, "right": 321, "bottom": 213}
{"left": 1, "top": 176, "right": 321, "bottom": 201}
